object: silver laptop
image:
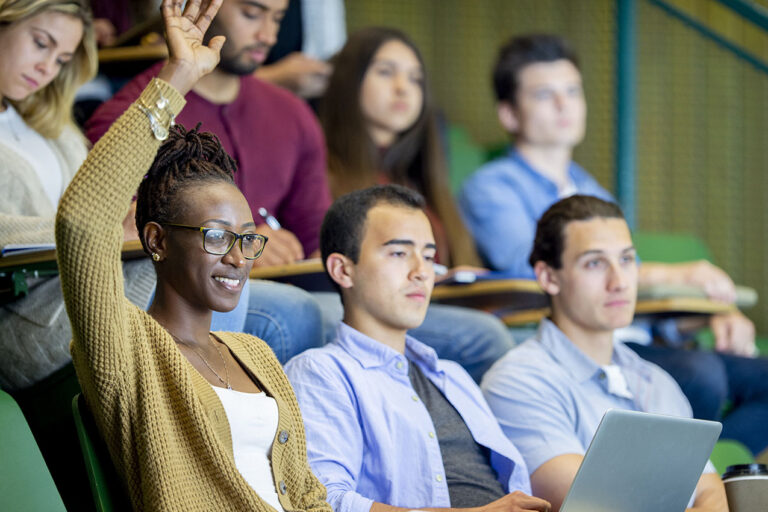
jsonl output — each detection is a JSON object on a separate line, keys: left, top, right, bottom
{"left": 560, "top": 409, "right": 721, "bottom": 512}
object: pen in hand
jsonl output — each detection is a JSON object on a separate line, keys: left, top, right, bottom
{"left": 258, "top": 207, "right": 282, "bottom": 231}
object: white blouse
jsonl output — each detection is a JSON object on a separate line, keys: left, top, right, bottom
{"left": 212, "top": 386, "right": 285, "bottom": 511}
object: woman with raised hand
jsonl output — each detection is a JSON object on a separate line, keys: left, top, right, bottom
{"left": 0, "top": 0, "right": 103, "bottom": 390}
{"left": 56, "top": 1, "right": 330, "bottom": 510}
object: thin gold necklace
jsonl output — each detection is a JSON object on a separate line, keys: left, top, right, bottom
{"left": 172, "top": 332, "right": 231, "bottom": 390}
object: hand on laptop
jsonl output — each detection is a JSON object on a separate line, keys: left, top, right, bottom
{"left": 480, "top": 490, "right": 551, "bottom": 512}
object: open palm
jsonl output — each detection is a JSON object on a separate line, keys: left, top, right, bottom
{"left": 161, "top": 0, "right": 225, "bottom": 86}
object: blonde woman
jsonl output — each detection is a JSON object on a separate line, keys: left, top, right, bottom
{"left": 0, "top": 0, "right": 117, "bottom": 390}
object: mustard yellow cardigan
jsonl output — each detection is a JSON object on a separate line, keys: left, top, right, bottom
{"left": 55, "top": 80, "right": 331, "bottom": 512}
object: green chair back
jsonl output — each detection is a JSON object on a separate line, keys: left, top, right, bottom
{"left": 710, "top": 439, "right": 756, "bottom": 475}
{"left": 0, "top": 390, "right": 66, "bottom": 511}
{"left": 632, "top": 231, "right": 714, "bottom": 263}
{"left": 446, "top": 125, "right": 487, "bottom": 193}
{"left": 72, "top": 394, "right": 132, "bottom": 512}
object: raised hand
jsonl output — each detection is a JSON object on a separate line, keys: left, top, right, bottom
{"left": 157, "top": 0, "right": 226, "bottom": 95}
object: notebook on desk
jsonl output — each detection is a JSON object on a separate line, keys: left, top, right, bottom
{"left": 560, "top": 409, "right": 721, "bottom": 512}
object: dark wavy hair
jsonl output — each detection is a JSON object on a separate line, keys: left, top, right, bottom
{"left": 135, "top": 124, "right": 237, "bottom": 254}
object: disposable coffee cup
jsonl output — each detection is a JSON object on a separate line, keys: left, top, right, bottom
{"left": 722, "top": 463, "right": 768, "bottom": 512}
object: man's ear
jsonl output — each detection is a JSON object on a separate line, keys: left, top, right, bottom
{"left": 534, "top": 260, "right": 561, "bottom": 296}
{"left": 144, "top": 221, "right": 167, "bottom": 262}
{"left": 497, "top": 101, "right": 520, "bottom": 134}
{"left": 326, "top": 253, "right": 355, "bottom": 290}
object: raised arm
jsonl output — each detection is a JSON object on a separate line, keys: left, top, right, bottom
{"left": 55, "top": 0, "right": 225, "bottom": 387}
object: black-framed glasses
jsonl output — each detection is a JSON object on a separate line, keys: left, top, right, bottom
{"left": 164, "top": 224, "right": 268, "bottom": 260}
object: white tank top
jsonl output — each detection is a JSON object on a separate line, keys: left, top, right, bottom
{"left": 212, "top": 386, "right": 285, "bottom": 511}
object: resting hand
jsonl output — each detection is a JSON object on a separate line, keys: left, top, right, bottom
{"left": 681, "top": 260, "right": 737, "bottom": 304}
{"left": 93, "top": 18, "right": 117, "bottom": 47}
{"left": 256, "top": 52, "right": 332, "bottom": 98}
{"left": 157, "top": 0, "right": 225, "bottom": 95}
{"left": 252, "top": 225, "right": 305, "bottom": 267}
{"left": 479, "top": 491, "right": 551, "bottom": 512}
{"left": 710, "top": 310, "right": 757, "bottom": 356}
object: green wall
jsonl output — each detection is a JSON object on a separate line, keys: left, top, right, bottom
{"left": 347, "top": 0, "right": 768, "bottom": 333}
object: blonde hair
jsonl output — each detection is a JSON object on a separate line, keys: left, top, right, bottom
{"left": 0, "top": 0, "right": 97, "bottom": 139}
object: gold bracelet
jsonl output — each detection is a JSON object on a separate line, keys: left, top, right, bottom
{"left": 138, "top": 78, "right": 176, "bottom": 141}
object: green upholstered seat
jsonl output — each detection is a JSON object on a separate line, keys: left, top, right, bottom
{"left": 0, "top": 389, "right": 66, "bottom": 511}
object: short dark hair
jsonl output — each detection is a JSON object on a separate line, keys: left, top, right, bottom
{"left": 493, "top": 34, "right": 579, "bottom": 104}
{"left": 320, "top": 185, "right": 426, "bottom": 291}
{"left": 529, "top": 195, "right": 625, "bottom": 269}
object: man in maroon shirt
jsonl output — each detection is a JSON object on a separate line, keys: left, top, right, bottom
{"left": 87, "top": 0, "right": 329, "bottom": 263}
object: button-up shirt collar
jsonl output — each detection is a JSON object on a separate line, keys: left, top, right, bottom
{"left": 286, "top": 322, "right": 531, "bottom": 512}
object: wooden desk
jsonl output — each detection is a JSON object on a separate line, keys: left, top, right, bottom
{"left": 0, "top": 240, "right": 145, "bottom": 271}
{"left": 3, "top": 250, "right": 750, "bottom": 328}
{"left": 249, "top": 259, "right": 333, "bottom": 291}
{"left": 498, "top": 297, "right": 740, "bottom": 327}
{"left": 98, "top": 45, "right": 167, "bottom": 63}
{"left": 0, "top": 240, "right": 146, "bottom": 300}
{"left": 431, "top": 279, "right": 548, "bottom": 311}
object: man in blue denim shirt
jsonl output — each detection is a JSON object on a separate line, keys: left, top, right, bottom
{"left": 459, "top": 34, "right": 768, "bottom": 456}
{"left": 285, "top": 185, "right": 549, "bottom": 512}
{"left": 481, "top": 195, "right": 727, "bottom": 511}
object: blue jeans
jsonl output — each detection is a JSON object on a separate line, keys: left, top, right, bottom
{"left": 210, "top": 280, "right": 324, "bottom": 364}
{"left": 627, "top": 342, "right": 768, "bottom": 455}
{"left": 312, "top": 292, "right": 515, "bottom": 382}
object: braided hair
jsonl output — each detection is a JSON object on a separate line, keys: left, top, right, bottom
{"left": 135, "top": 123, "right": 237, "bottom": 254}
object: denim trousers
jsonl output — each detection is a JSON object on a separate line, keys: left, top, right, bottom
{"left": 627, "top": 342, "right": 768, "bottom": 455}
{"left": 212, "top": 281, "right": 515, "bottom": 382}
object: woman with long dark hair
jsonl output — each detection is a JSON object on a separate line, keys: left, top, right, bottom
{"left": 320, "top": 27, "right": 479, "bottom": 267}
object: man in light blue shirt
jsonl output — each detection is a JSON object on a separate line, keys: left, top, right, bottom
{"left": 285, "top": 185, "right": 549, "bottom": 512}
{"left": 459, "top": 34, "right": 768, "bottom": 457}
{"left": 481, "top": 194, "right": 727, "bottom": 511}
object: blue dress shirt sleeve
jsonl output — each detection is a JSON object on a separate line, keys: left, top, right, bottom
{"left": 285, "top": 353, "right": 375, "bottom": 512}
{"left": 459, "top": 163, "right": 538, "bottom": 277}
{"left": 481, "top": 352, "right": 585, "bottom": 474}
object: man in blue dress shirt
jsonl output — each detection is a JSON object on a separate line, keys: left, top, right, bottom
{"left": 481, "top": 194, "right": 728, "bottom": 511}
{"left": 459, "top": 34, "right": 768, "bottom": 457}
{"left": 285, "top": 185, "right": 550, "bottom": 512}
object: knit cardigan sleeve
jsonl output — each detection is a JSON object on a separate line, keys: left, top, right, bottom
{"left": 55, "top": 80, "right": 185, "bottom": 390}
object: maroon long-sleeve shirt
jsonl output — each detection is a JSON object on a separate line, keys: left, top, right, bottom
{"left": 86, "top": 61, "right": 331, "bottom": 255}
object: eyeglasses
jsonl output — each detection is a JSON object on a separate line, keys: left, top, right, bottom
{"left": 164, "top": 224, "right": 268, "bottom": 260}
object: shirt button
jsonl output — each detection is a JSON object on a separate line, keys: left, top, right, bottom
{"left": 428, "top": 431, "right": 435, "bottom": 439}
{"left": 279, "top": 480, "right": 287, "bottom": 495}
{"left": 396, "top": 361, "right": 404, "bottom": 370}
{"left": 599, "top": 372, "right": 607, "bottom": 380}
{"left": 278, "top": 430, "right": 289, "bottom": 444}
{"left": 411, "top": 395, "right": 419, "bottom": 402}
{"left": 435, "top": 475, "right": 443, "bottom": 482}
